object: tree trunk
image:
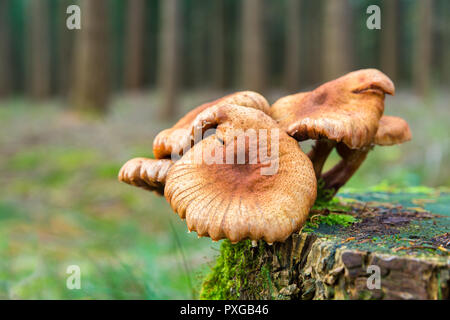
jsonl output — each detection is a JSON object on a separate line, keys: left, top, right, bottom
{"left": 0, "top": 0, "right": 12, "bottom": 98}
{"left": 71, "top": 0, "right": 110, "bottom": 113}
{"left": 124, "top": 0, "right": 146, "bottom": 90}
{"left": 158, "top": 0, "right": 180, "bottom": 120}
{"left": 413, "top": 0, "right": 433, "bottom": 97}
{"left": 57, "top": 0, "right": 75, "bottom": 97}
{"left": 201, "top": 192, "right": 450, "bottom": 300}
{"left": 241, "top": 0, "right": 266, "bottom": 93}
{"left": 211, "top": 0, "right": 226, "bottom": 89}
{"left": 321, "top": 0, "right": 352, "bottom": 81}
{"left": 283, "top": 0, "right": 302, "bottom": 92}
{"left": 381, "top": 0, "right": 398, "bottom": 82}
{"left": 27, "top": 0, "right": 51, "bottom": 100}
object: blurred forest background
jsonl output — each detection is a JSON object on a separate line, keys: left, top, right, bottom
{"left": 0, "top": 0, "right": 449, "bottom": 299}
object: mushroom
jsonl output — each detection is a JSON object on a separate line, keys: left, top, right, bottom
{"left": 270, "top": 69, "right": 395, "bottom": 179}
{"left": 153, "top": 91, "right": 270, "bottom": 160}
{"left": 118, "top": 157, "right": 173, "bottom": 195}
{"left": 322, "top": 115, "right": 412, "bottom": 196}
{"left": 164, "top": 104, "right": 317, "bottom": 243}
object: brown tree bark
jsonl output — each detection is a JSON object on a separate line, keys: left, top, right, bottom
{"left": 71, "top": 0, "right": 110, "bottom": 112}
{"left": 0, "top": 0, "right": 12, "bottom": 98}
{"left": 241, "top": 0, "right": 266, "bottom": 93}
{"left": 321, "top": 0, "right": 352, "bottom": 81}
{"left": 27, "top": 0, "right": 51, "bottom": 100}
{"left": 124, "top": 0, "right": 146, "bottom": 90}
{"left": 158, "top": 0, "right": 180, "bottom": 120}
{"left": 381, "top": 0, "right": 398, "bottom": 82}
{"left": 283, "top": 0, "right": 302, "bottom": 92}
{"left": 413, "top": 0, "right": 433, "bottom": 97}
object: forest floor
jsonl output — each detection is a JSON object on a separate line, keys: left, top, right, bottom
{"left": 0, "top": 89, "right": 449, "bottom": 299}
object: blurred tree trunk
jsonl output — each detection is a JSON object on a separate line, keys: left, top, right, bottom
{"left": 443, "top": 1, "right": 450, "bottom": 86}
{"left": 158, "top": 0, "right": 180, "bottom": 120}
{"left": 190, "top": 2, "right": 208, "bottom": 88}
{"left": 242, "top": 0, "right": 266, "bottom": 93}
{"left": 413, "top": 0, "right": 433, "bottom": 97}
{"left": 71, "top": 0, "right": 109, "bottom": 112}
{"left": 125, "top": 0, "right": 146, "bottom": 90}
{"left": 322, "top": 0, "right": 352, "bottom": 81}
{"left": 284, "top": 0, "right": 302, "bottom": 92}
{"left": 28, "top": 0, "right": 51, "bottom": 100}
{"left": 211, "top": 0, "right": 226, "bottom": 89}
{"left": 0, "top": 0, "right": 12, "bottom": 98}
{"left": 58, "top": 0, "right": 75, "bottom": 97}
{"left": 381, "top": 0, "right": 398, "bottom": 82}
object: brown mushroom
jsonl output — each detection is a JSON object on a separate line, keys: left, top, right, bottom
{"left": 153, "top": 91, "right": 270, "bottom": 160}
{"left": 164, "top": 104, "right": 317, "bottom": 243}
{"left": 270, "top": 69, "right": 395, "bottom": 179}
{"left": 118, "top": 157, "right": 173, "bottom": 195}
{"left": 322, "top": 115, "right": 412, "bottom": 195}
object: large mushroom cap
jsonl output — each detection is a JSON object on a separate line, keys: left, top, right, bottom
{"left": 153, "top": 91, "right": 270, "bottom": 159}
{"left": 118, "top": 158, "right": 173, "bottom": 195}
{"left": 374, "top": 115, "right": 412, "bottom": 146}
{"left": 165, "top": 104, "right": 317, "bottom": 243}
{"left": 270, "top": 69, "right": 395, "bottom": 149}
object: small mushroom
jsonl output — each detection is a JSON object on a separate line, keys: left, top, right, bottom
{"left": 118, "top": 157, "right": 173, "bottom": 195}
{"left": 270, "top": 69, "right": 395, "bottom": 179}
{"left": 153, "top": 91, "right": 270, "bottom": 160}
{"left": 165, "top": 104, "right": 317, "bottom": 243}
{"left": 322, "top": 115, "right": 411, "bottom": 195}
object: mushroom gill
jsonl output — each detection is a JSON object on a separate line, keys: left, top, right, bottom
{"left": 270, "top": 69, "right": 395, "bottom": 180}
{"left": 165, "top": 104, "right": 317, "bottom": 243}
{"left": 153, "top": 91, "right": 270, "bottom": 160}
{"left": 118, "top": 158, "right": 173, "bottom": 195}
{"left": 322, "top": 115, "right": 412, "bottom": 196}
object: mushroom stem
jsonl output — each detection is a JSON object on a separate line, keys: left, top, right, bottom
{"left": 251, "top": 240, "right": 258, "bottom": 247}
{"left": 321, "top": 146, "right": 370, "bottom": 197}
{"left": 307, "top": 139, "right": 336, "bottom": 178}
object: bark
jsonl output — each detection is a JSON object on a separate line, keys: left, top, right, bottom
{"left": 158, "top": 0, "right": 180, "bottom": 120}
{"left": 283, "top": 0, "right": 302, "bottom": 92}
{"left": 413, "top": 0, "right": 433, "bottom": 97}
{"left": 321, "top": 0, "right": 352, "bottom": 81}
{"left": 27, "top": 0, "right": 51, "bottom": 100}
{"left": 241, "top": 0, "right": 266, "bottom": 93}
{"left": 0, "top": 0, "right": 12, "bottom": 98}
{"left": 381, "top": 0, "right": 398, "bottom": 82}
{"left": 70, "top": 0, "right": 110, "bottom": 112}
{"left": 124, "top": 0, "right": 146, "bottom": 90}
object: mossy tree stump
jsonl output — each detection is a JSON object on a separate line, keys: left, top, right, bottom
{"left": 200, "top": 191, "right": 450, "bottom": 300}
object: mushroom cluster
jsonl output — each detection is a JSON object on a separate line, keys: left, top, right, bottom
{"left": 119, "top": 69, "right": 411, "bottom": 244}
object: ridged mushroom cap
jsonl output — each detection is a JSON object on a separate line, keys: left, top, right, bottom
{"left": 153, "top": 91, "right": 270, "bottom": 159}
{"left": 165, "top": 104, "right": 317, "bottom": 243}
{"left": 270, "top": 69, "right": 395, "bottom": 149}
{"left": 118, "top": 158, "right": 173, "bottom": 195}
{"left": 374, "top": 115, "right": 412, "bottom": 146}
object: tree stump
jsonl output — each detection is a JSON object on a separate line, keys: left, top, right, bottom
{"left": 200, "top": 190, "right": 450, "bottom": 300}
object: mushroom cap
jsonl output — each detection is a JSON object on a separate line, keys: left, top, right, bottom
{"left": 374, "top": 115, "right": 412, "bottom": 146}
{"left": 153, "top": 91, "right": 270, "bottom": 159}
{"left": 165, "top": 104, "right": 317, "bottom": 243}
{"left": 270, "top": 69, "right": 395, "bottom": 149}
{"left": 118, "top": 157, "right": 173, "bottom": 195}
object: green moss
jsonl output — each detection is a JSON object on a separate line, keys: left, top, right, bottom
{"left": 200, "top": 239, "right": 272, "bottom": 300}
{"left": 303, "top": 214, "right": 358, "bottom": 232}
